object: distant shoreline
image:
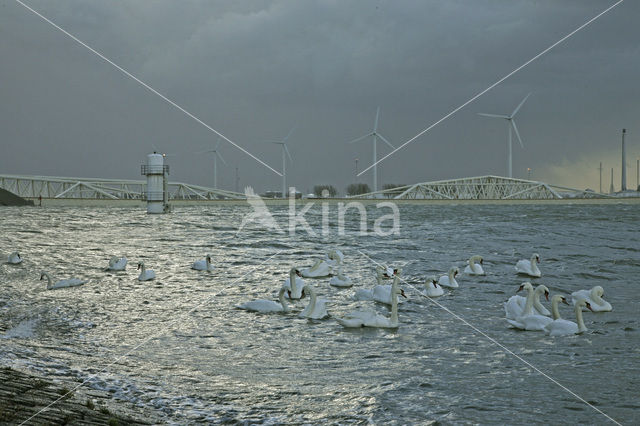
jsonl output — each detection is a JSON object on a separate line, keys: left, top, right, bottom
{"left": 10, "top": 196, "right": 640, "bottom": 207}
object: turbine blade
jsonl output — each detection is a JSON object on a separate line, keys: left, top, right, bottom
{"left": 215, "top": 137, "right": 222, "bottom": 150}
{"left": 283, "top": 127, "right": 295, "bottom": 142}
{"left": 478, "top": 113, "right": 509, "bottom": 119}
{"left": 511, "top": 120, "right": 524, "bottom": 148}
{"left": 377, "top": 133, "right": 396, "bottom": 150}
{"left": 284, "top": 144, "right": 293, "bottom": 162}
{"left": 216, "top": 151, "right": 227, "bottom": 166}
{"left": 511, "top": 92, "right": 531, "bottom": 117}
{"left": 373, "top": 106, "right": 380, "bottom": 132}
{"left": 347, "top": 133, "right": 373, "bottom": 144}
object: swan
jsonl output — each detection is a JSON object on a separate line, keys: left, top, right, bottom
{"left": 40, "top": 272, "right": 87, "bottom": 290}
{"left": 464, "top": 255, "right": 485, "bottom": 275}
{"left": 192, "top": 254, "right": 214, "bottom": 271}
{"left": 424, "top": 276, "right": 443, "bottom": 297}
{"left": 506, "top": 283, "right": 553, "bottom": 331}
{"left": 515, "top": 253, "right": 542, "bottom": 277}
{"left": 438, "top": 267, "right": 460, "bottom": 288}
{"left": 324, "top": 249, "right": 345, "bottom": 267}
{"left": 299, "top": 285, "right": 329, "bottom": 319}
{"left": 7, "top": 252, "right": 22, "bottom": 264}
{"left": 329, "top": 267, "right": 353, "bottom": 288}
{"left": 337, "top": 273, "right": 403, "bottom": 328}
{"left": 571, "top": 286, "right": 612, "bottom": 312}
{"left": 137, "top": 262, "right": 155, "bottom": 281}
{"left": 105, "top": 256, "right": 127, "bottom": 271}
{"left": 236, "top": 287, "right": 290, "bottom": 313}
{"left": 354, "top": 266, "right": 406, "bottom": 305}
{"left": 504, "top": 283, "right": 550, "bottom": 320}
{"left": 545, "top": 297, "right": 592, "bottom": 336}
{"left": 300, "top": 259, "right": 332, "bottom": 278}
{"left": 283, "top": 267, "right": 305, "bottom": 299}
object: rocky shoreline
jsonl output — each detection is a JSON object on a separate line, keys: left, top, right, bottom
{"left": 0, "top": 366, "right": 161, "bottom": 425}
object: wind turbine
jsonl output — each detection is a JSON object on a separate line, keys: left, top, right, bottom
{"left": 347, "top": 107, "right": 395, "bottom": 193}
{"left": 267, "top": 128, "right": 294, "bottom": 198}
{"left": 198, "top": 138, "right": 227, "bottom": 189}
{"left": 478, "top": 93, "right": 531, "bottom": 178}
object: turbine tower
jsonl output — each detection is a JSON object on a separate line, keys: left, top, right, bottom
{"left": 621, "top": 128, "right": 627, "bottom": 191}
{"left": 199, "top": 138, "right": 227, "bottom": 189}
{"left": 479, "top": 93, "right": 531, "bottom": 178}
{"left": 347, "top": 107, "right": 396, "bottom": 193}
{"left": 267, "top": 128, "right": 294, "bottom": 198}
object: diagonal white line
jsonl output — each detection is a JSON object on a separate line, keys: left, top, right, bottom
{"left": 19, "top": 249, "right": 285, "bottom": 425}
{"left": 14, "top": 0, "right": 282, "bottom": 177}
{"left": 355, "top": 249, "right": 622, "bottom": 425}
{"left": 358, "top": 0, "right": 624, "bottom": 176}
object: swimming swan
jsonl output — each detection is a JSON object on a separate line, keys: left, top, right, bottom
{"left": 105, "top": 256, "right": 127, "bottom": 271}
{"left": 424, "top": 276, "right": 443, "bottom": 297}
{"left": 337, "top": 273, "right": 403, "bottom": 328}
{"left": 192, "top": 254, "right": 214, "bottom": 271}
{"left": 329, "top": 267, "right": 353, "bottom": 287}
{"left": 571, "top": 286, "right": 612, "bottom": 312}
{"left": 137, "top": 262, "right": 156, "bottom": 281}
{"left": 438, "top": 267, "right": 460, "bottom": 288}
{"left": 237, "top": 287, "right": 290, "bottom": 313}
{"left": 504, "top": 283, "right": 550, "bottom": 320}
{"left": 545, "top": 296, "right": 592, "bottom": 336}
{"left": 506, "top": 283, "right": 552, "bottom": 331}
{"left": 515, "top": 253, "right": 542, "bottom": 277}
{"left": 7, "top": 252, "right": 22, "bottom": 264}
{"left": 354, "top": 266, "right": 406, "bottom": 305}
{"left": 464, "top": 255, "right": 485, "bottom": 275}
{"left": 299, "top": 285, "right": 329, "bottom": 319}
{"left": 40, "top": 272, "right": 87, "bottom": 290}
{"left": 324, "top": 249, "right": 345, "bottom": 267}
{"left": 301, "top": 259, "right": 332, "bottom": 278}
{"left": 283, "top": 267, "right": 305, "bottom": 299}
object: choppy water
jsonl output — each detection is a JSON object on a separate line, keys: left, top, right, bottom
{"left": 1, "top": 203, "right": 639, "bottom": 424}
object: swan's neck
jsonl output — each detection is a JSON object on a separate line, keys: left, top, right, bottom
{"left": 533, "top": 289, "right": 545, "bottom": 313}
{"left": 42, "top": 273, "right": 52, "bottom": 289}
{"left": 448, "top": 270, "right": 455, "bottom": 281}
{"left": 309, "top": 260, "right": 321, "bottom": 272}
{"left": 306, "top": 287, "right": 317, "bottom": 314}
{"left": 376, "top": 272, "right": 383, "bottom": 286}
{"left": 522, "top": 286, "right": 535, "bottom": 315}
{"left": 591, "top": 288, "right": 604, "bottom": 305}
{"left": 469, "top": 257, "right": 477, "bottom": 271}
{"left": 530, "top": 256, "right": 540, "bottom": 274}
{"left": 278, "top": 288, "right": 290, "bottom": 312}
{"left": 575, "top": 304, "right": 587, "bottom": 332}
{"left": 289, "top": 270, "right": 298, "bottom": 293}
{"left": 390, "top": 276, "right": 400, "bottom": 324}
{"left": 551, "top": 298, "right": 562, "bottom": 320}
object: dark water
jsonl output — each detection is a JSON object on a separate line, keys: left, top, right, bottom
{"left": 1, "top": 203, "right": 639, "bottom": 424}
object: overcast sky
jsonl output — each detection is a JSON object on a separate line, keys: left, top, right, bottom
{"left": 1, "top": 0, "right": 638, "bottom": 194}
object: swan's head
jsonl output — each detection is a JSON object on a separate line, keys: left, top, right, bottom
{"left": 471, "top": 255, "right": 483, "bottom": 264}
{"left": 425, "top": 276, "right": 438, "bottom": 288}
{"left": 290, "top": 267, "right": 302, "bottom": 277}
{"left": 206, "top": 255, "right": 212, "bottom": 262}
{"left": 575, "top": 297, "right": 594, "bottom": 312}
{"left": 449, "top": 266, "right": 459, "bottom": 277}
{"left": 592, "top": 286, "right": 605, "bottom": 298}
{"left": 535, "top": 285, "right": 550, "bottom": 301}
{"left": 551, "top": 294, "right": 568, "bottom": 305}
{"left": 39, "top": 272, "right": 46, "bottom": 280}
{"left": 137, "top": 262, "right": 144, "bottom": 270}
{"left": 533, "top": 253, "right": 540, "bottom": 263}
{"left": 517, "top": 282, "right": 533, "bottom": 293}
{"left": 561, "top": 296, "right": 569, "bottom": 305}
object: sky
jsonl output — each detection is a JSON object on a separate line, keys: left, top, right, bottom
{"left": 1, "top": 0, "right": 639, "bottom": 194}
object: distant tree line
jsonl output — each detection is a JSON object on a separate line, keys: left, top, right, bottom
{"left": 345, "top": 183, "right": 370, "bottom": 196}
{"left": 313, "top": 185, "right": 337, "bottom": 197}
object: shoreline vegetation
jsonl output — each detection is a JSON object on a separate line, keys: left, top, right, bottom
{"left": 0, "top": 366, "right": 159, "bottom": 425}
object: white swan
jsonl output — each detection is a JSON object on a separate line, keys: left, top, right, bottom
{"left": 329, "top": 267, "right": 353, "bottom": 288}
{"left": 515, "top": 253, "right": 542, "bottom": 277}
{"left": 137, "top": 262, "right": 155, "bottom": 281}
{"left": 506, "top": 283, "right": 553, "bottom": 331}
{"left": 545, "top": 296, "right": 592, "bottom": 336}
{"left": 192, "top": 254, "right": 214, "bottom": 271}
{"left": 424, "top": 276, "right": 443, "bottom": 297}
{"left": 105, "top": 256, "right": 127, "bottom": 271}
{"left": 324, "top": 249, "right": 345, "bottom": 267}
{"left": 40, "top": 272, "right": 87, "bottom": 290}
{"left": 571, "top": 286, "right": 612, "bottom": 312}
{"left": 504, "top": 283, "right": 550, "bottom": 320}
{"left": 337, "top": 273, "right": 403, "bottom": 328}
{"left": 300, "top": 259, "right": 332, "bottom": 278}
{"left": 354, "top": 266, "right": 406, "bottom": 305}
{"left": 438, "top": 267, "right": 460, "bottom": 288}
{"left": 283, "top": 267, "right": 305, "bottom": 299}
{"left": 464, "top": 255, "right": 485, "bottom": 275}
{"left": 299, "top": 285, "right": 329, "bottom": 319}
{"left": 7, "top": 252, "right": 22, "bottom": 264}
{"left": 237, "top": 287, "right": 290, "bottom": 313}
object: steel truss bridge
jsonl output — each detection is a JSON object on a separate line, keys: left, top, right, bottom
{"left": 0, "top": 175, "right": 246, "bottom": 200}
{"left": 353, "top": 175, "right": 610, "bottom": 200}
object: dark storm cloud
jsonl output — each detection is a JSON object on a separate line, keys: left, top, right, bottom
{"left": 1, "top": 0, "right": 638, "bottom": 192}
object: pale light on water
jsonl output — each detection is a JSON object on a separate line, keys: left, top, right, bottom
{"left": 1, "top": 204, "right": 639, "bottom": 423}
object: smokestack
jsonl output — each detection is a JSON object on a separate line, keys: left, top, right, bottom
{"left": 610, "top": 168, "right": 615, "bottom": 194}
{"left": 621, "top": 129, "right": 627, "bottom": 191}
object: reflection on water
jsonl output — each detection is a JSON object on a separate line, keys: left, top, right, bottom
{"left": 1, "top": 203, "right": 639, "bottom": 423}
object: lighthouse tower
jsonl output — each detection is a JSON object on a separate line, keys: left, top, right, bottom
{"left": 141, "top": 152, "right": 170, "bottom": 214}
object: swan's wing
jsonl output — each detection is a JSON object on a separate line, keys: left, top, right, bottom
{"left": 519, "top": 314, "right": 553, "bottom": 331}
{"left": 546, "top": 319, "right": 578, "bottom": 336}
